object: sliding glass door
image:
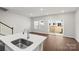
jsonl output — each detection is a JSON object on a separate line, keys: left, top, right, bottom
{"left": 48, "top": 19, "right": 64, "bottom": 34}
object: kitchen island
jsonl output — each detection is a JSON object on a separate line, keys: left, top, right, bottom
{"left": 0, "top": 33, "right": 46, "bottom": 51}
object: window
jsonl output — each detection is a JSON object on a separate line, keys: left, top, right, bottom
{"left": 34, "top": 21, "right": 39, "bottom": 29}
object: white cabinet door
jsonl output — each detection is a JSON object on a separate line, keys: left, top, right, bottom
{"left": 34, "top": 43, "right": 43, "bottom": 51}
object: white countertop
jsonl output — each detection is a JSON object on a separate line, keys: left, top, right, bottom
{"left": 0, "top": 33, "right": 46, "bottom": 51}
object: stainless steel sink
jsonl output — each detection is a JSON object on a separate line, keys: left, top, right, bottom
{"left": 11, "top": 38, "right": 33, "bottom": 49}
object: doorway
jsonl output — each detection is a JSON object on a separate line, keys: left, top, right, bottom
{"left": 48, "top": 19, "right": 64, "bottom": 35}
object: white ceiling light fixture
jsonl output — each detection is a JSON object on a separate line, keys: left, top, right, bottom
{"left": 40, "top": 8, "right": 44, "bottom": 16}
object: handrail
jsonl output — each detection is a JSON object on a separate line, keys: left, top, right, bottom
{"left": 0, "top": 21, "right": 13, "bottom": 34}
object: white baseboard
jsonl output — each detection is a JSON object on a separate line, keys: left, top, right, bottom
{"left": 63, "top": 35, "right": 75, "bottom": 38}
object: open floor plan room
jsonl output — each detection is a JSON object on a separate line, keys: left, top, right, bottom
{"left": 0, "top": 7, "right": 79, "bottom": 51}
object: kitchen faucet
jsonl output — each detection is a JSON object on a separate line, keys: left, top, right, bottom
{"left": 23, "top": 29, "right": 30, "bottom": 39}
{"left": 27, "top": 30, "right": 29, "bottom": 39}
{"left": 22, "top": 29, "right": 26, "bottom": 34}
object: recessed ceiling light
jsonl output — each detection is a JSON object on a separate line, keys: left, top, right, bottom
{"left": 40, "top": 8, "right": 44, "bottom": 11}
{"left": 30, "top": 13, "right": 33, "bottom": 16}
{"left": 46, "top": 13, "right": 49, "bottom": 15}
{"left": 61, "top": 10, "right": 65, "bottom": 13}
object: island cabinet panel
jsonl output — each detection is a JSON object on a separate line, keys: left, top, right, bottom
{"left": 34, "top": 43, "right": 43, "bottom": 51}
{"left": 5, "top": 45, "right": 13, "bottom": 51}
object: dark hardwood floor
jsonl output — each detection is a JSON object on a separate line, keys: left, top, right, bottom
{"left": 43, "top": 35, "right": 79, "bottom": 51}
{"left": 30, "top": 32, "right": 79, "bottom": 51}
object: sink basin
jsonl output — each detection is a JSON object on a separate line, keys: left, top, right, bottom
{"left": 11, "top": 38, "right": 33, "bottom": 49}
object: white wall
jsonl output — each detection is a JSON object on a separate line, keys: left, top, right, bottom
{"left": 75, "top": 10, "right": 79, "bottom": 42}
{"left": 0, "top": 10, "right": 31, "bottom": 35}
{"left": 63, "top": 12, "right": 75, "bottom": 38}
{"left": 31, "top": 12, "right": 75, "bottom": 38}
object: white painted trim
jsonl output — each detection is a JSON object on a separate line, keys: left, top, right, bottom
{"left": 63, "top": 35, "right": 75, "bottom": 38}
{"left": 75, "top": 37, "right": 79, "bottom": 42}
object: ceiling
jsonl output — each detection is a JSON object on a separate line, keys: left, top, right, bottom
{"left": 5, "top": 7, "right": 78, "bottom": 17}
